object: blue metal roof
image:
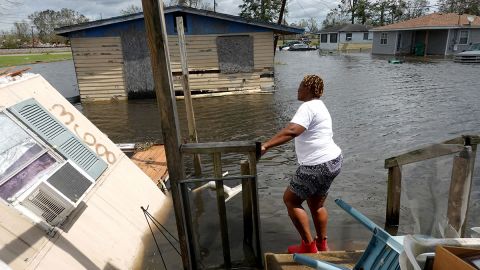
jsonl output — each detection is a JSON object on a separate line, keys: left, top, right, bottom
{"left": 55, "top": 6, "right": 303, "bottom": 36}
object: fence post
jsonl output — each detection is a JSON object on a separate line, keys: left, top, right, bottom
{"left": 385, "top": 165, "right": 402, "bottom": 235}
{"left": 248, "top": 149, "right": 263, "bottom": 267}
{"left": 213, "top": 152, "right": 231, "bottom": 268}
{"left": 446, "top": 146, "right": 473, "bottom": 237}
{"left": 241, "top": 160, "right": 255, "bottom": 264}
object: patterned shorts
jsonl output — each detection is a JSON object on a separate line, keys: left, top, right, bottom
{"left": 289, "top": 154, "right": 343, "bottom": 200}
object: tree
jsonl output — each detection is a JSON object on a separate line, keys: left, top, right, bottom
{"left": 13, "top": 20, "right": 30, "bottom": 43}
{"left": 295, "top": 18, "right": 319, "bottom": 33}
{"left": 403, "top": 0, "right": 430, "bottom": 19}
{"left": 239, "top": 0, "right": 284, "bottom": 23}
{"left": 28, "top": 8, "right": 89, "bottom": 43}
{"left": 120, "top": 5, "right": 142, "bottom": 15}
{"left": 322, "top": 8, "right": 349, "bottom": 28}
{"left": 438, "top": 0, "right": 480, "bottom": 15}
{"left": 167, "top": 0, "right": 213, "bottom": 10}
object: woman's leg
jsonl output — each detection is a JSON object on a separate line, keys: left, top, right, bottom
{"left": 306, "top": 194, "right": 328, "bottom": 240}
{"left": 283, "top": 188, "right": 313, "bottom": 243}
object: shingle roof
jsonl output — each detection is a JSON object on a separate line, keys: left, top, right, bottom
{"left": 372, "top": 13, "right": 480, "bottom": 31}
{"left": 55, "top": 5, "right": 303, "bottom": 35}
{"left": 318, "top": 24, "right": 372, "bottom": 33}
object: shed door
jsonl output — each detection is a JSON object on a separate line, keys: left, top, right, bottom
{"left": 71, "top": 37, "right": 127, "bottom": 101}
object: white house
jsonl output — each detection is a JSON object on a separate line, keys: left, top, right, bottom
{"left": 318, "top": 24, "right": 373, "bottom": 52}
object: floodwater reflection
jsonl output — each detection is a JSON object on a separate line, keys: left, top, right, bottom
{"left": 56, "top": 51, "right": 480, "bottom": 265}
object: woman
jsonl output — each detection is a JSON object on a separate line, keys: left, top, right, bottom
{"left": 261, "top": 75, "right": 342, "bottom": 254}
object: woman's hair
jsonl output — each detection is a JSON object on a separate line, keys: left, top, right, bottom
{"left": 301, "top": 74, "right": 324, "bottom": 98}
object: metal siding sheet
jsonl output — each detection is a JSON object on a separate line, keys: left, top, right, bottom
{"left": 71, "top": 37, "right": 126, "bottom": 100}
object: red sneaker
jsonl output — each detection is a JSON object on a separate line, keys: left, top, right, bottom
{"left": 287, "top": 240, "right": 318, "bottom": 254}
{"left": 316, "top": 237, "right": 329, "bottom": 252}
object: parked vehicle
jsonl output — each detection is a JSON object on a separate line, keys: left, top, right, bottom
{"left": 287, "top": 43, "right": 317, "bottom": 51}
{"left": 279, "top": 40, "right": 301, "bottom": 50}
{"left": 454, "top": 43, "right": 480, "bottom": 63}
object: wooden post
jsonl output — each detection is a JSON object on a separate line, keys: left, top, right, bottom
{"left": 241, "top": 160, "right": 255, "bottom": 264}
{"left": 248, "top": 149, "right": 263, "bottom": 266}
{"left": 462, "top": 139, "right": 477, "bottom": 236}
{"left": 213, "top": 152, "right": 231, "bottom": 268}
{"left": 141, "top": 1, "right": 192, "bottom": 269}
{"left": 176, "top": 16, "right": 202, "bottom": 177}
{"left": 446, "top": 146, "right": 473, "bottom": 237}
{"left": 385, "top": 165, "right": 401, "bottom": 235}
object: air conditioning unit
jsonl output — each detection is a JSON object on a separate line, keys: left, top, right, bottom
{"left": 17, "top": 161, "right": 95, "bottom": 226}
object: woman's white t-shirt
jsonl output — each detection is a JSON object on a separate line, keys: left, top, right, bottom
{"left": 290, "top": 99, "right": 341, "bottom": 165}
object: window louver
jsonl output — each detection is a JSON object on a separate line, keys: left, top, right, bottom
{"left": 29, "top": 189, "right": 66, "bottom": 223}
{"left": 8, "top": 99, "right": 107, "bottom": 180}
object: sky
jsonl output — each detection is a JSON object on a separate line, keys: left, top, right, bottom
{"left": 0, "top": 0, "right": 340, "bottom": 32}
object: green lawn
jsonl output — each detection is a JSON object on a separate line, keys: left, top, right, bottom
{"left": 0, "top": 52, "right": 72, "bottom": 68}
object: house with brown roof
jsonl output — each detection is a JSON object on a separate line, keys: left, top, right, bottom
{"left": 318, "top": 24, "right": 373, "bottom": 52}
{"left": 371, "top": 13, "right": 480, "bottom": 56}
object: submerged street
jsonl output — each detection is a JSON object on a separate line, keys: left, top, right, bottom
{"left": 38, "top": 50, "right": 480, "bottom": 266}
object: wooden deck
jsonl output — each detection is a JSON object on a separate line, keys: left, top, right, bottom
{"left": 130, "top": 144, "right": 168, "bottom": 185}
{"left": 265, "top": 251, "right": 363, "bottom": 270}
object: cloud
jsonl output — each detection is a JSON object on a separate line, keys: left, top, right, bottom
{"left": 0, "top": 0, "right": 339, "bottom": 31}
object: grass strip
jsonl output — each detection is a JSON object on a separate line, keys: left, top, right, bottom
{"left": 0, "top": 52, "right": 73, "bottom": 68}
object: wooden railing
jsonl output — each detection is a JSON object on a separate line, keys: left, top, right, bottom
{"left": 179, "top": 141, "right": 262, "bottom": 269}
{"left": 384, "top": 135, "right": 479, "bottom": 236}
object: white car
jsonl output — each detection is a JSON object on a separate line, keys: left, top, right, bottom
{"left": 454, "top": 43, "right": 480, "bottom": 63}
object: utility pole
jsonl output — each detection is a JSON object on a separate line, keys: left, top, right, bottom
{"left": 141, "top": 0, "right": 192, "bottom": 269}
{"left": 31, "top": 26, "right": 34, "bottom": 48}
{"left": 214, "top": 0, "right": 216, "bottom": 12}
{"left": 273, "top": 0, "right": 287, "bottom": 54}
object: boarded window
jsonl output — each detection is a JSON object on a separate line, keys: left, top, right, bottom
{"left": 320, "top": 34, "right": 328, "bottom": 43}
{"left": 216, "top": 35, "right": 254, "bottom": 74}
{"left": 330, "top": 33, "right": 338, "bottom": 43}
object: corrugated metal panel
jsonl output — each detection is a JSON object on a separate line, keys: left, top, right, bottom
{"left": 71, "top": 37, "right": 126, "bottom": 101}
{"left": 8, "top": 98, "right": 107, "bottom": 180}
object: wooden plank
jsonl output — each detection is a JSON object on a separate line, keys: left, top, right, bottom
{"left": 73, "top": 56, "right": 124, "bottom": 61}
{"left": 141, "top": 0, "right": 191, "bottom": 268}
{"left": 131, "top": 144, "right": 168, "bottom": 184}
{"left": 264, "top": 251, "right": 363, "bottom": 270}
{"left": 72, "top": 47, "right": 123, "bottom": 53}
{"left": 176, "top": 16, "right": 202, "bottom": 176}
{"left": 181, "top": 141, "right": 257, "bottom": 155}
{"left": 384, "top": 144, "right": 465, "bottom": 168}
{"left": 77, "top": 76, "right": 125, "bottom": 82}
{"left": 385, "top": 165, "right": 401, "bottom": 235}
{"left": 446, "top": 146, "right": 473, "bottom": 237}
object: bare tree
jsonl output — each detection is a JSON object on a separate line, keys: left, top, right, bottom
{"left": 13, "top": 20, "right": 30, "bottom": 43}
{"left": 28, "top": 8, "right": 89, "bottom": 43}
{"left": 120, "top": 5, "right": 142, "bottom": 15}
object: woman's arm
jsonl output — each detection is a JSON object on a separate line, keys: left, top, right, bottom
{"left": 261, "top": 123, "right": 306, "bottom": 155}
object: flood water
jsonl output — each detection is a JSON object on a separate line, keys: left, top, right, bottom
{"left": 42, "top": 52, "right": 480, "bottom": 267}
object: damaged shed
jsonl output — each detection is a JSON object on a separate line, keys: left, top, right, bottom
{"left": 55, "top": 6, "right": 303, "bottom": 101}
